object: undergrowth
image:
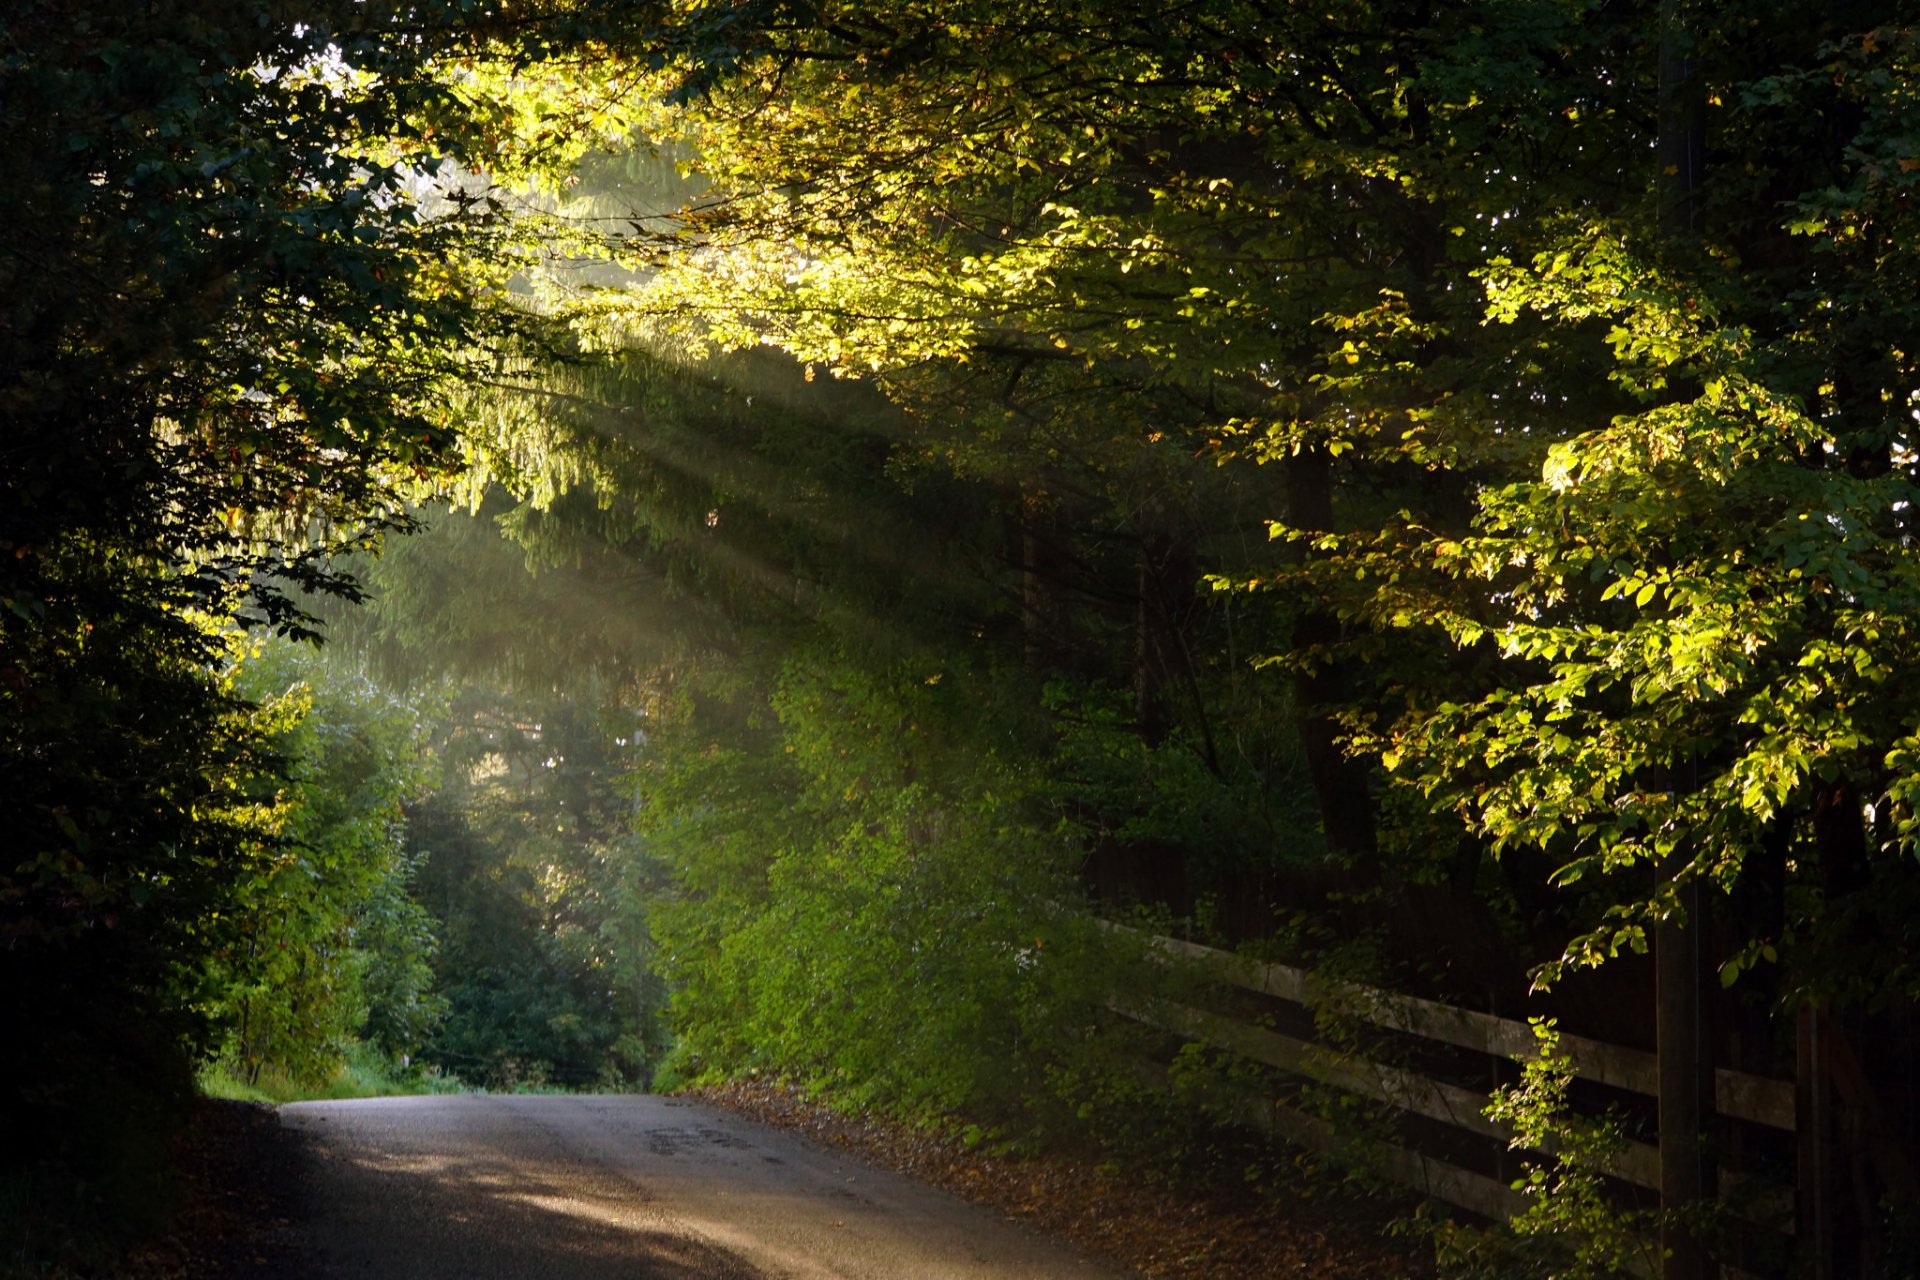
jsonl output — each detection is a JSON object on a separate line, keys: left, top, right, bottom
{"left": 197, "top": 1041, "right": 466, "bottom": 1104}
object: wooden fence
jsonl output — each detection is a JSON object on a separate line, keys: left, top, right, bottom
{"left": 1099, "top": 922, "right": 1857, "bottom": 1278}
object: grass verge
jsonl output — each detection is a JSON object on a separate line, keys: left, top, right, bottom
{"left": 196, "top": 1042, "right": 466, "bottom": 1105}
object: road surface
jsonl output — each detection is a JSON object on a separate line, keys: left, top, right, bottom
{"left": 278, "top": 1094, "right": 1130, "bottom": 1279}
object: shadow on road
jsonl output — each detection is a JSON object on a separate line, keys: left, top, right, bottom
{"left": 285, "top": 1105, "right": 765, "bottom": 1280}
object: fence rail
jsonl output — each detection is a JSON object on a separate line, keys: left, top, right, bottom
{"left": 1100, "top": 921, "right": 1804, "bottom": 1268}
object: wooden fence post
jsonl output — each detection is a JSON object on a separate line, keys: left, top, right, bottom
{"left": 1658, "top": 878, "right": 1714, "bottom": 1280}
{"left": 1797, "top": 1004, "right": 1833, "bottom": 1279}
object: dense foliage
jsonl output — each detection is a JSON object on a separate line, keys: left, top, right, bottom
{"left": 207, "top": 641, "right": 443, "bottom": 1088}
{"left": 0, "top": 0, "right": 576, "bottom": 1254}
{"left": 535, "top": 0, "right": 1920, "bottom": 1012}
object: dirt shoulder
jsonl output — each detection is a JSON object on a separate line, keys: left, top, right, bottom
{"left": 689, "top": 1081, "right": 1432, "bottom": 1280}
{"left": 108, "top": 1099, "right": 312, "bottom": 1280}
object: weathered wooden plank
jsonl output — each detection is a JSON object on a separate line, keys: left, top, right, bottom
{"left": 1251, "top": 1096, "right": 1530, "bottom": 1223}
{"left": 1118, "top": 995, "right": 1801, "bottom": 1248}
{"left": 1109, "top": 995, "right": 1665, "bottom": 1191}
{"left": 1109, "top": 921, "right": 1794, "bottom": 1127}
{"left": 1143, "top": 927, "right": 1661, "bottom": 1091}
{"left": 1715, "top": 1066, "right": 1794, "bottom": 1132}
{"left": 1131, "top": 1055, "right": 1530, "bottom": 1223}
{"left": 1133, "top": 931, "right": 1316, "bottom": 1004}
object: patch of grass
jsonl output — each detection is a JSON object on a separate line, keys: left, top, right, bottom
{"left": 195, "top": 1062, "right": 275, "bottom": 1105}
{"left": 196, "top": 1042, "right": 467, "bottom": 1105}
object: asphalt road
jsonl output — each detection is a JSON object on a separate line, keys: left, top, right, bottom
{"left": 278, "top": 1094, "right": 1130, "bottom": 1279}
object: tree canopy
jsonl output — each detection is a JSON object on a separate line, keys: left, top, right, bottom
{"left": 518, "top": 0, "right": 1920, "bottom": 1007}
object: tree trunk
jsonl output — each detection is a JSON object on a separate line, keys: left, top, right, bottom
{"left": 1285, "top": 446, "right": 1377, "bottom": 865}
{"left": 1018, "top": 492, "right": 1072, "bottom": 675}
{"left": 1654, "top": 7, "right": 1714, "bottom": 1275}
{"left": 1657, "top": 876, "right": 1714, "bottom": 1280}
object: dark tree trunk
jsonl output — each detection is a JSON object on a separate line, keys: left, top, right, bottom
{"left": 1017, "top": 492, "right": 1073, "bottom": 675}
{"left": 1285, "top": 446, "right": 1377, "bottom": 866}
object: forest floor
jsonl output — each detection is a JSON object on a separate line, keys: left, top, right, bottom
{"left": 690, "top": 1080, "right": 1434, "bottom": 1280}
{"left": 95, "top": 1099, "right": 308, "bottom": 1280}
